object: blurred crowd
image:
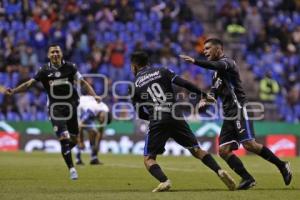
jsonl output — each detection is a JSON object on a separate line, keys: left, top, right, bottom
{"left": 0, "top": 0, "right": 299, "bottom": 123}
{"left": 217, "top": 0, "right": 300, "bottom": 123}
{"left": 0, "top": 0, "right": 209, "bottom": 121}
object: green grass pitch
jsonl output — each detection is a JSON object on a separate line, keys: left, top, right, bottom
{"left": 0, "top": 152, "right": 299, "bottom": 200}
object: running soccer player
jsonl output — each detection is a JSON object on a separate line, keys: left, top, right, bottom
{"left": 5, "top": 44, "right": 100, "bottom": 180}
{"left": 180, "top": 38, "right": 292, "bottom": 189}
{"left": 76, "top": 95, "right": 112, "bottom": 165}
{"left": 130, "top": 51, "right": 236, "bottom": 192}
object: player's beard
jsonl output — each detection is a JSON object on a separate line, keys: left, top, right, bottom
{"left": 51, "top": 58, "right": 62, "bottom": 67}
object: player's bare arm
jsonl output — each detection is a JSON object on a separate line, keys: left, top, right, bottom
{"left": 79, "top": 79, "right": 101, "bottom": 102}
{"left": 0, "top": 85, "right": 6, "bottom": 94}
{"left": 5, "top": 78, "right": 36, "bottom": 95}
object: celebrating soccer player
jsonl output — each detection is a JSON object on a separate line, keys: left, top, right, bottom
{"left": 180, "top": 38, "right": 292, "bottom": 189}
{"left": 5, "top": 44, "right": 101, "bottom": 180}
{"left": 130, "top": 51, "right": 236, "bottom": 192}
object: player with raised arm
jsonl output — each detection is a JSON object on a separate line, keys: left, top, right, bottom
{"left": 5, "top": 44, "right": 100, "bottom": 180}
{"left": 76, "top": 95, "right": 112, "bottom": 165}
{"left": 130, "top": 51, "right": 236, "bottom": 192}
{"left": 180, "top": 38, "right": 292, "bottom": 189}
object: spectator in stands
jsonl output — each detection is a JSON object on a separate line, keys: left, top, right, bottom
{"left": 115, "top": 0, "right": 134, "bottom": 23}
{"left": 0, "top": 1, "right": 5, "bottom": 16}
{"left": 0, "top": 0, "right": 298, "bottom": 123}
{"left": 106, "top": 39, "right": 126, "bottom": 80}
{"left": 20, "top": 46, "right": 38, "bottom": 67}
{"left": 245, "top": 6, "right": 263, "bottom": 44}
{"left": 95, "top": 6, "right": 115, "bottom": 31}
{"left": 259, "top": 72, "right": 280, "bottom": 102}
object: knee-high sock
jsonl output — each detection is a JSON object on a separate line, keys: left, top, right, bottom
{"left": 259, "top": 146, "right": 285, "bottom": 168}
{"left": 227, "top": 154, "right": 253, "bottom": 180}
{"left": 201, "top": 154, "right": 221, "bottom": 174}
{"left": 148, "top": 164, "right": 168, "bottom": 182}
{"left": 60, "top": 139, "right": 74, "bottom": 169}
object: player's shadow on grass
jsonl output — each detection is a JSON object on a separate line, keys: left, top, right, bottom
{"left": 170, "top": 189, "right": 229, "bottom": 192}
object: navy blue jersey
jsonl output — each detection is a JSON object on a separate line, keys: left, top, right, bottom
{"left": 132, "top": 67, "right": 179, "bottom": 122}
{"left": 34, "top": 60, "right": 81, "bottom": 105}
{"left": 207, "top": 57, "right": 248, "bottom": 117}
{"left": 132, "top": 66, "right": 191, "bottom": 123}
{"left": 131, "top": 66, "right": 205, "bottom": 123}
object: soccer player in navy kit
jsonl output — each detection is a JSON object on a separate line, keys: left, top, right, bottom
{"left": 180, "top": 38, "right": 292, "bottom": 189}
{"left": 6, "top": 45, "right": 100, "bottom": 180}
{"left": 130, "top": 51, "right": 236, "bottom": 192}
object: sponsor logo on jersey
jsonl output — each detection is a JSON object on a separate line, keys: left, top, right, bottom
{"left": 135, "top": 71, "right": 161, "bottom": 87}
{"left": 50, "top": 78, "right": 69, "bottom": 85}
{"left": 236, "top": 120, "right": 241, "bottom": 130}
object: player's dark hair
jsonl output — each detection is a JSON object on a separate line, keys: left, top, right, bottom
{"left": 130, "top": 51, "right": 149, "bottom": 68}
{"left": 204, "top": 38, "right": 223, "bottom": 47}
{"left": 48, "top": 44, "right": 61, "bottom": 50}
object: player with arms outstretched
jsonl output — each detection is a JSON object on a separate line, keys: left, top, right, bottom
{"left": 5, "top": 44, "right": 100, "bottom": 180}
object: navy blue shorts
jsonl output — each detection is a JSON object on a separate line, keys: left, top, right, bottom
{"left": 219, "top": 108, "right": 255, "bottom": 150}
{"left": 144, "top": 120, "right": 199, "bottom": 156}
{"left": 49, "top": 103, "right": 79, "bottom": 138}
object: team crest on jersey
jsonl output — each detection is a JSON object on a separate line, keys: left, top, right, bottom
{"left": 55, "top": 71, "right": 61, "bottom": 77}
{"left": 236, "top": 120, "right": 241, "bottom": 129}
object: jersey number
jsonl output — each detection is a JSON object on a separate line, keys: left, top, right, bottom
{"left": 147, "top": 83, "right": 166, "bottom": 104}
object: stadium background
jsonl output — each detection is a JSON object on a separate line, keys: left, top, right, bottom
{"left": 0, "top": 0, "right": 299, "bottom": 157}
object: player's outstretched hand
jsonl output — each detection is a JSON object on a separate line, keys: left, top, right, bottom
{"left": 0, "top": 85, "right": 6, "bottom": 94}
{"left": 198, "top": 95, "right": 216, "bottom": 113}
{"left": 5, "top": 88, "right": 14, "bottom": 96}
{"left": 206, "top": 94, "right": 217, "bottom": 104}
{"left": 94, "top": 96, "right": 102, "bottom": 103}
{"left": 198, "top": 99, "right": 208, "bottom": 113}
{"left": 179, "top": 55, "right": 195, "bottom": 63}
